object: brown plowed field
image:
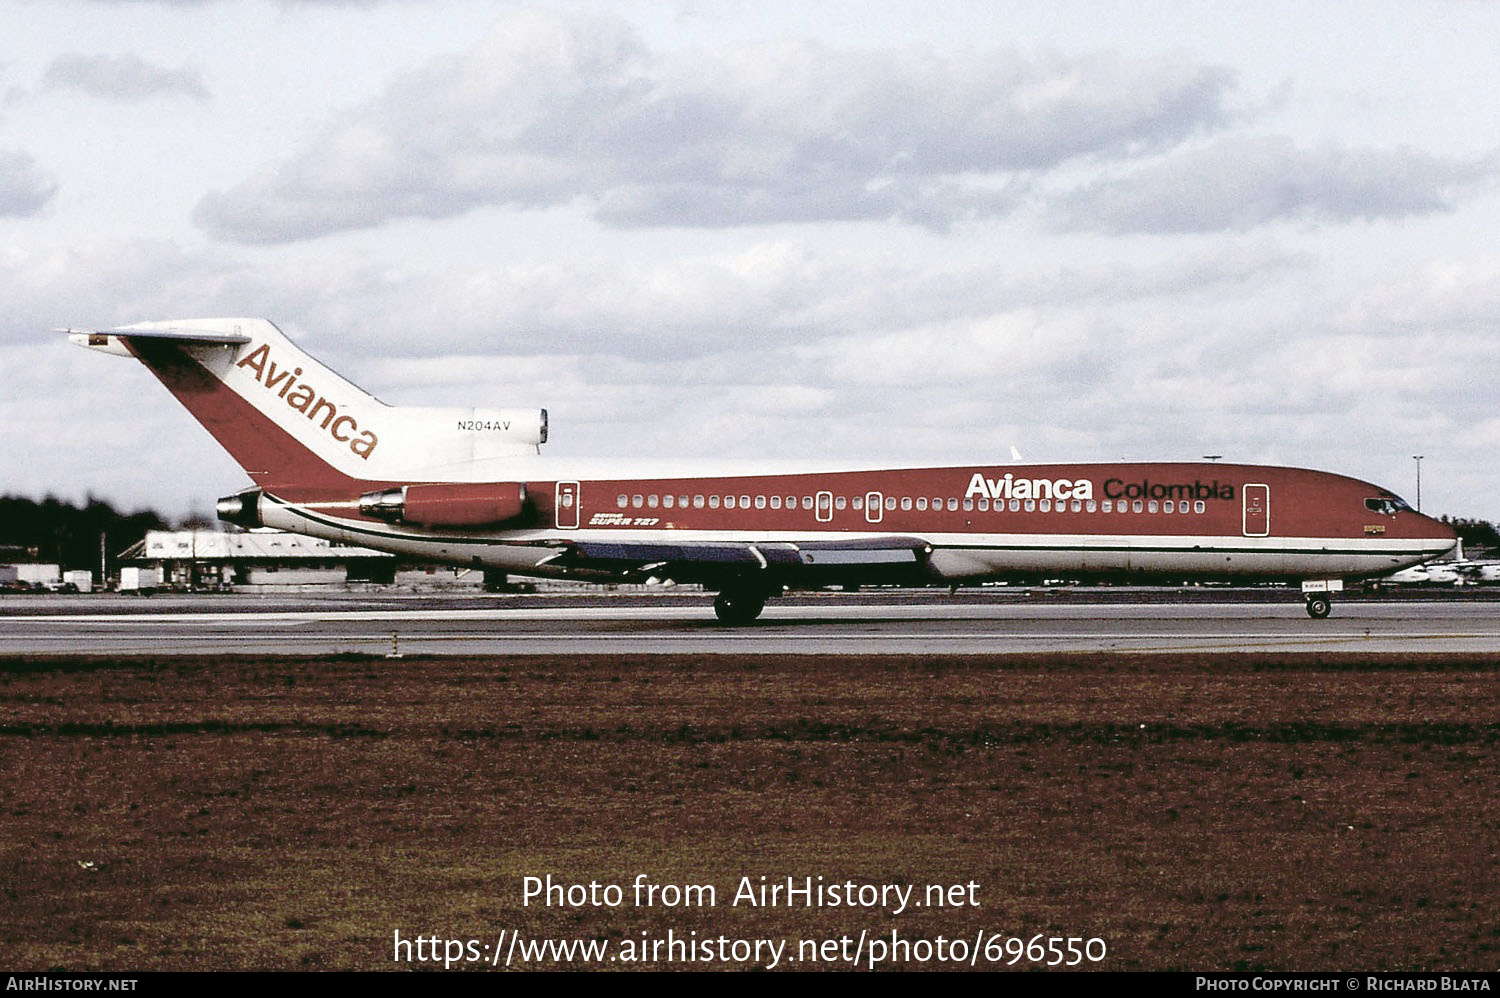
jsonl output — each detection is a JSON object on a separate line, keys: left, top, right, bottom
{"left": 1, "top": 653, "right": 1496, "bottom": 971}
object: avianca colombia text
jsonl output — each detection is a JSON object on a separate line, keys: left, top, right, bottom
{"left": 393, "top": 928, "right": 1107, "bottom": 969}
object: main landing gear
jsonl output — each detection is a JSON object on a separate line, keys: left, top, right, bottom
{"left": 713, "top": 584, "right": 770, "bottom": 625}
{"left": 1304, "top": 595, "right": 1332, "bottom": 619}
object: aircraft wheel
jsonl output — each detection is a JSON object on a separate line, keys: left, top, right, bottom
{"left": 1305, "top": 595, "right": 1332, "bottom": 619}
{"left": 713, "top": 591, "right": 765, "bottom": 625}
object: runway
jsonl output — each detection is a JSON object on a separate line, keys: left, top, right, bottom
{"left": 5, "top": 590, "right": 1500, "bottom": 655}
{"left": 5, "top": 591, "right": 1500, "bottom": 970}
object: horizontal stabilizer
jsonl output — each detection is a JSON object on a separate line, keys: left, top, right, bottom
{"left": 64, "top": 325, "right": 252, "bottom": 345}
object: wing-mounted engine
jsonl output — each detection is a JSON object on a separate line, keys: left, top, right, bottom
{"left": 359, "top": 482, "right": 530, "bottom": 528}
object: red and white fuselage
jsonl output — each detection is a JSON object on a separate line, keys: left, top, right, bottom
{"left": 71, "top": 318, "right": 1456, "bottom": 621}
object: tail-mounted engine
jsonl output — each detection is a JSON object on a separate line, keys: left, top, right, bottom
{"left": 216, "top": 489, "right": 264, "bottom": 528}
{"left": 359, "top": 482, "right": 529, "bottom": 528}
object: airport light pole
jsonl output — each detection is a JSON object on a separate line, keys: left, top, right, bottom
{"left": 1412, "top": 455, "right": 1423, "bottom": 512}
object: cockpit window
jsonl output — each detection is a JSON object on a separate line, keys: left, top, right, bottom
{"left": 1365, "top": 497, "right": 1411, "bottom": 516}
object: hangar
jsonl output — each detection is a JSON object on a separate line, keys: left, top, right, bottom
{"left": 121, "top": 529, "right": 397, "bottom": 589}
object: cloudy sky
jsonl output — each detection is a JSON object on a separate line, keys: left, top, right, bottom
{"left": 4, "top": 0, "right": 1498, "bottom": 522}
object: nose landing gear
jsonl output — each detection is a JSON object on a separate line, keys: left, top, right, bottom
{"left": 1300, "top": 579, "right": 1341, "bottom": 619}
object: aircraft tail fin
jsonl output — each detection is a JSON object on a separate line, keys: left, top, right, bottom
{"left": 71, "top": 319, "right": 369, "bottom": 493}
{"left": 70, "top": 318, "right": 548, "bottom": 494}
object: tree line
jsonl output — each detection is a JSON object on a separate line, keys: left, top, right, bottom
{"left": 0, "top": 495, "right": 173, "bottom": 572}
{"left": 1440, "top": 516, "right": 1500, "bottom": 555}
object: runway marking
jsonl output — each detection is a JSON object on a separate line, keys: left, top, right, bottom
{"left": 6, "top": 600, "right": 1499, "bottom": 655}
{"left": 8, "top": 631, "right": 1496, "bottom": 646}
{"left": 12, "top": 619, "right": 1500, "bottom": 640}
{"left": 11, "top": 601, "right": 1492, "bottom": 625}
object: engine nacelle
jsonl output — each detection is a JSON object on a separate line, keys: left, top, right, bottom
{"left": 216, "top": 489, "right": 264, "bottom": 528}
{"left": 455, "top": 408, "right": 547, "bottom": 447}
{"left": 359, "top": 482, "right": 528, "bottom": 527}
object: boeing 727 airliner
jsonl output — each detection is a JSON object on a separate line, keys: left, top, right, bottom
{"left": 70, "top": 318, "right": 1456, "bottom": 622}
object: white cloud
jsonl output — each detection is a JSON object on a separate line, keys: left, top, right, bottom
{"left": 193, "top": 9, "right": 1235, "bottom": 243}
{"left": 41, "top": 53, "right": 208, "bottom": 102}
{"left": 1053, "top": 136, "right": 1497, "bottom": 233}
{"left": 0, "top": 149, "right": 58, "bottom": 216}
{"left": 0, "top": 241, "right": 259, "bottom": 341}
{"left": 6, "top": 3, "right": 1500, "bottom": 520}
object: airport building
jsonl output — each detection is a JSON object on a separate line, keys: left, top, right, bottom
{"left": 121, "top": 529, "right": 486, "bottom": 591}
{"left": 0, "top": 562, "right": 61, "bottom": 588}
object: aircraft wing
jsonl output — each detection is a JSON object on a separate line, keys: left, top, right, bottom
{"left": 542, "top": 535, "right": 933, "bottom": 586}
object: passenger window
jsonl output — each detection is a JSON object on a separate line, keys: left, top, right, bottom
{"left": 1071, "top": 500, "right": 1082, "bottom": 512}
{"left": 663, "top": 495, "right": 674, "bottom": 509}
{"left": 1009, "top": 499, "right": 1020, "bottom": 512}
{"left": 1039, "top": 499, "right": 1052, "bottom": 512}
{"left": 835, "top": 497, "right": 846, "bottom": 510}
{"left": 709, "top": 495, "right": 720, "bottom": 509}
{"left": 901, "top": 497, "right": 912, "bottom": 511}
{"left": 917, "top": 497, "right": 928, "bottom": 511}
{"left": 852, "top": 496, "right": 863, "bottom": 511}
{"left": 724, "top": 496, "right": 736, "bottom": 509}
{"left": 947, "top": 498, "right": 959, "bottom": 511}
{"left": 771, "top": 496, "right": 782, "bottom": 509}
{"left": 976, "top": 498, "right": 988, "bottom": 511}
{"left": 693, "top": 495, "right": 705, "bottom": 509}
{"left": 1132, "top": 500, "right": 1143, "bottom": 513}
{"left": 647, "top": 495, "right": 659, "bottom": 508}
{"left": 1148, "top": 500, "right": 1159, "bottom": 513}
{"left": 884, "top": 497, "right": 896, "bottom": 511}
{"left": 1101, "top": 500, "right": 1111, "bottom": 513}
{"left": 1086, "top": 500, "right": 1097, "bottom": 512}
{"left": 1024, "top": 500, "right": 1035, "bottom": 512}
{"left": 632, "top": 494, "right": 644, "bottom": 509}
{"left": 1194, "top": 500, "right": 1205, "bottom": 513}
{"left": 617, "top": 494, "right": 628, "bottom": 509}
{"left": 1163, "top": 500, "right": 1173, "bottom": 513}
{"left": 755, "top": 496, "right": 766, "bottom": 509}
{"left": 740, "top": 495, "right": 751, "bottom": 508}
{"left": 804, "top": 496, "right": 815, "bottom": 510}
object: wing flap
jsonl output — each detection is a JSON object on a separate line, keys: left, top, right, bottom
{"left": 569, "top": 541, "right": 766, "bottom": 565}
{"left": 555, "top": 536, "right": 931, "bottom": 586}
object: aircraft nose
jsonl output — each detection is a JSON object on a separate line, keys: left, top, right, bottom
{"left": 1416, "top": 512, "right": 1459, "bottom": 555}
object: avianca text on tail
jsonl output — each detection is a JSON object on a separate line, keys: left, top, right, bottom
{"left": 234, "top": 341, "right": 380, "bottom": 459}
{"left": 70, "top": 317, "right": 1455, "bottom": 623}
